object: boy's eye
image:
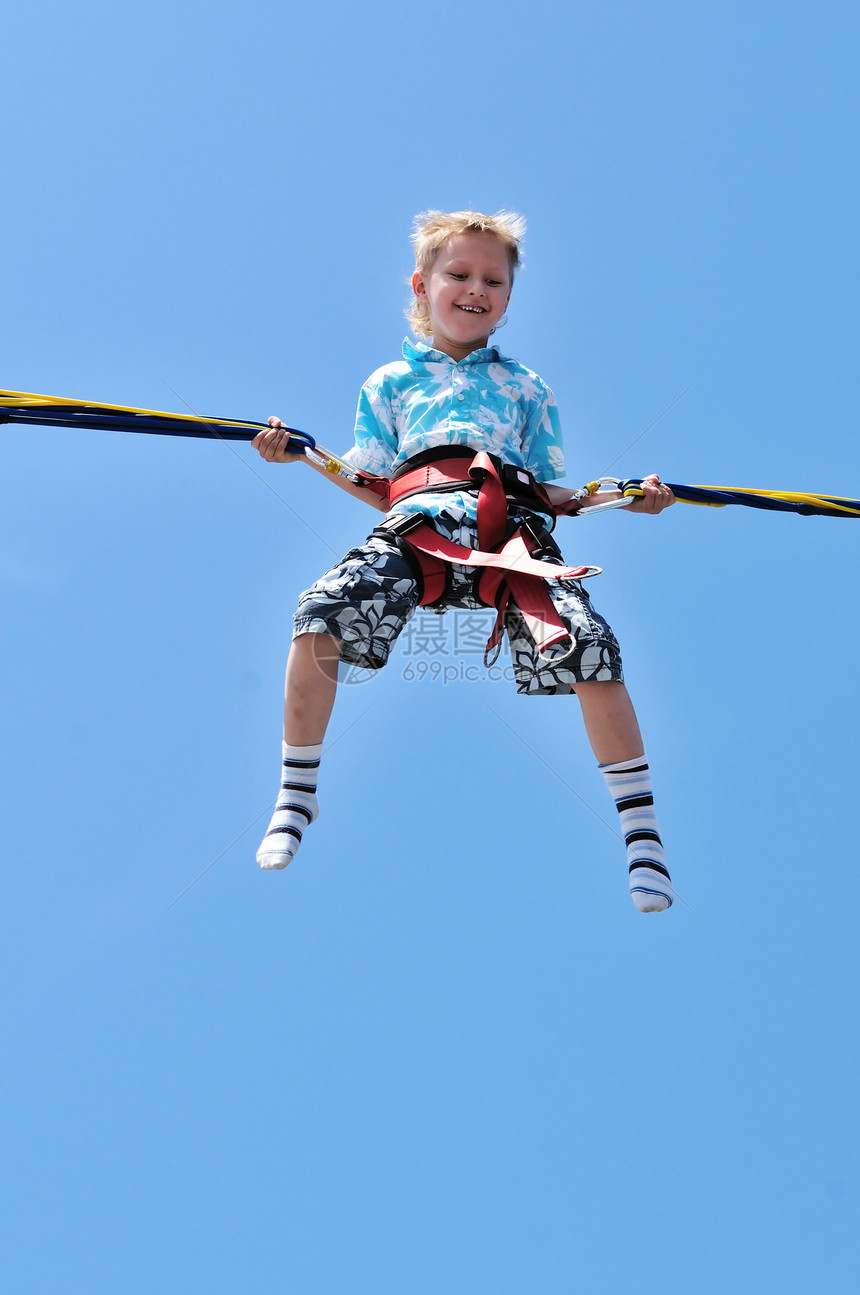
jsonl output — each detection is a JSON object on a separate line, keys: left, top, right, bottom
{"left": 486, "top": 279, "right": 502, "bottom": 287}
{"left": 449, "top": 272, "right": 467, "bottom": 280}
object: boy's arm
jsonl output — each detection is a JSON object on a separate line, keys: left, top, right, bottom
{"left": 251, "top": 422, "right": 389, "bottom": 511}
{"left": 546, "top": 475, "right": 675, "bottom": 515}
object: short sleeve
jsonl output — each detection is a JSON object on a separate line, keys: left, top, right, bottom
{"left": 521, "top": 381, "right": 565, "bottom": 482}
{"left": 340, "top": 370, "right": 399, "bottom": 476}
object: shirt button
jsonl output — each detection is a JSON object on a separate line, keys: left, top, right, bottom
{"left": 457, "top": 393, "right": 465, "bottom": 401}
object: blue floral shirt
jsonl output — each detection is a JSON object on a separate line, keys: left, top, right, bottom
{"left": 342, "top": 338, "right": 565, "bottom": 519}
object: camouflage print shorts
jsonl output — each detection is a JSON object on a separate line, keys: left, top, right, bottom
{"left": 293, "top": 507, "right": 623, "bottom": 696}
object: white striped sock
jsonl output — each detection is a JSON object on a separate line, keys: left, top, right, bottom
{"left": 257, "top": 741, "right": 321, "bottom": 870}
{"left": 599, "top": 755, "right": 674, "bottom": 913}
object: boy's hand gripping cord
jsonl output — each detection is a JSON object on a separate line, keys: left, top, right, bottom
{"left": 603, "top": 477, "right": 860, "bottom": 519}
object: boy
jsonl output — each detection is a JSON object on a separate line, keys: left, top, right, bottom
{"left": 252, "top": 210, "right": 675, "bottom": 912}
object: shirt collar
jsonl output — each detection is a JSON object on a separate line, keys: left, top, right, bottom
{"left": 402, "top": 337, "right": 503, "bottom": 366}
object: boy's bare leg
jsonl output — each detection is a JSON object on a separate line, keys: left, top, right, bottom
{"left": 574, "top": 680, "right": 673, "bottom": 913}
{"left": 573, "top": 679, "right": 643, "bottom": 765}
{"left": 283, "top": 632, "right": 341, "bottom": 744}
{"left": 258, "top": 632, "right": 342, "bottom": 870}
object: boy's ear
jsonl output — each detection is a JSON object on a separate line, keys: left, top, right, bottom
{"left": 411, "top": 270, "right": 427, "bottom": 300}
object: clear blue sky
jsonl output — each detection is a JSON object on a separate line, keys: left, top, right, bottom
{"left": 3, "top": 2, "right": 859, "bottom": 1292}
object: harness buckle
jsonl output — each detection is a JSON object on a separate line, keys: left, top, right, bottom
{"left": 372, "top": 512, "right": 426, "bottom": 539}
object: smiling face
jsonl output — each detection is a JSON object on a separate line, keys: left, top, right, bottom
{"left": 411, "top": 230, "right": 513, "bottom": 361}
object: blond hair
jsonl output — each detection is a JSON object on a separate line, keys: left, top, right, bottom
{"left": 407, "top": 209, "right": 526, "bottom": 338}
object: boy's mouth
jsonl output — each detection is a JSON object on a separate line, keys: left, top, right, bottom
{"left": 457, "top": 304, "right": 486, "bottom": 314}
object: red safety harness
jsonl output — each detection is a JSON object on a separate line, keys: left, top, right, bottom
{"left": 354, "top": 448, "right": 599, "bottom": 664}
